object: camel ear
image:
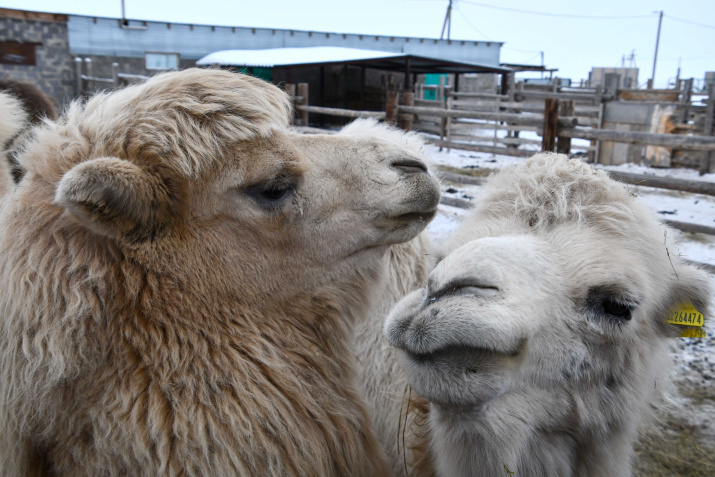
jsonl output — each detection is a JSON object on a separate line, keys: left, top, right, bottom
{"left": 659, "top": 265, "right": 712, "bottom": 338}
{"left": 55, "top": 157, "right": 173, "bottom": 242}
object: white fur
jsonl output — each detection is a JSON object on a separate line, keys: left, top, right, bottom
{"left": 385, "top": 153, "right": 712, "bottom": 476}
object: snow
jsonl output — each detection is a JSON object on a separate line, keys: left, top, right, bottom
{"left": 196, "top": 46, "right": 400, "bottom": 67}
{"left": 424, "top": 144, "right": 715, "bottom": 268}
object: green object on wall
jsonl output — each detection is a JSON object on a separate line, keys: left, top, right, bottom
{"left": 423, "top": 73, "right": 447, "bottom": 101}
{"left": 237, "top": 67, "right": 272, "bottom": 82}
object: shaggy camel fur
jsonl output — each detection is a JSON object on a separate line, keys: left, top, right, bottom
{"left": 0, "top": 91, "right": 28, "bottom": 195}
{"left": 386, "top": 154, "right": 712, "bottom": 477}
{"left": 0, "top": 78, "right": 58, "bottom": 183}
{"left": 0, "top": 69, "right": 441, "bottom": 476}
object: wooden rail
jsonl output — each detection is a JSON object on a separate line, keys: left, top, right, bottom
{"left": 296, "top": 105, "right": 386, "bottom": 119}
{"left": 400, "top": 106, "right": 578, "bottom": 128}
{"left": 558, "top": 128, "right": 715, "bottom": 152}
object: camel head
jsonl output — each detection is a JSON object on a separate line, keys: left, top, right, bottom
{"left": 16, "top": 69, "right": 441, "bottom": 306}
{"left": 385, "top": 154, "right": 711, "bottom": 413}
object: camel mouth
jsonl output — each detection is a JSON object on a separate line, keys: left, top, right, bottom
{"left": 404, "top": 343, "right": 522, "bottom": 369}
{"left": 393, "top": 208, "right": 438, "bottom": 223}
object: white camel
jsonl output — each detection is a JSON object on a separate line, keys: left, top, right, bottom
{"left": 385, "top": 153, "right": 712, "bottom": 477}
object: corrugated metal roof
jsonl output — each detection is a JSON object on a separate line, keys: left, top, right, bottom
{"left": 197, "top": 47, "right": 400, "bottom": 67}
{"left": 196, "top": 47, "right": 512, "bottom": 75}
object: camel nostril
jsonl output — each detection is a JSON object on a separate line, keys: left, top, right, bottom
{"left": 391, "top": 159, "right": 428, "bottom": 174}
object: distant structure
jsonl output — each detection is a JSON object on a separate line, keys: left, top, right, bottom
{"left": 588, "top": 67, "right": 639, "bottom": 89}
{"left": 0, "top": 7, "right": 504, "bottom": 106}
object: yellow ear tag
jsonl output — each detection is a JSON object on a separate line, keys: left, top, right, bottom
{"left": 668, "top": 303, "right": 706, "bottom": 338}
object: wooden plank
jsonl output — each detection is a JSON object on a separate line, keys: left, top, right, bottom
{"left": 449, "top": 92, "right": 509, "bottom": 100}
{"left": 542, "top": 98, "right": 559, "bottom": 152}
{"left": 558, "top": 127, "right": 715, "bottom": 151}
{"left": 557, "top": 100, "right": 574, "bottom": 154}
{"left": 450, "top": 121, "right": 540, "bottom": 133}
{"left": 385, "top": 90, "right": 399, "bottom": 124}
{"left": 436, "top": 171, "right": 487, "bottom": 186}
{"left": 662, "top": 220, "right": 715, "bottom": 237}
{"left": 399, "top": 92, "right": 414, "bottom": 130}
{"left": 699, "top": 83, "right": 715, "bottom": 174}
{"left": 517, "top": 90, "right": 600, "bottom": 102}
{"left": 425, "top": 139, "right": 533, "bottom": 157}
{"left": 296, "top": 105, "right": 385, "bottom": 119}
{"left": 440, "top": 196, "right": 473, "bottom": 209}
{"left": 297, "top": 83, "right": 309, "bottom": 126}
{"left": 399, "top": 105, "right": 578, "bottom": 127}
{"left": 607, "top": 171, "right": 715, "bottom": 197}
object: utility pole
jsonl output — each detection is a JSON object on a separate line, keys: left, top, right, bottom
{"left": 440, "top": 0, "right": 453, "bottom": 40}
{"left": 650, "top": 10, "right": 663, "bottom": 89}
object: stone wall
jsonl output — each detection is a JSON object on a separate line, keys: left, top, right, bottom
{"left": 0, "top": 10, "right": 75, "bottom": 107}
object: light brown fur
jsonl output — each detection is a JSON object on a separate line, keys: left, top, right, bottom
{"left": 0, "top": 69, "right": 441, "bottom": 476}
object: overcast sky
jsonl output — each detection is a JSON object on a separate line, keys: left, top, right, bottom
{"left": 3, "top": 0, "right": 714, "bottom": 87}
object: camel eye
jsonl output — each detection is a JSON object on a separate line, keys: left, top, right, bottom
{"left": 601, "top": 299, "right": 632, "bottom": 321}
{"left": 244, "top": 181, "right": 296, "bottom": 209}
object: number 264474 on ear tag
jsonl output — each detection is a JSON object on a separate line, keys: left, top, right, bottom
{"left": 668, "top": 303, "right": 706, "bottom": 338}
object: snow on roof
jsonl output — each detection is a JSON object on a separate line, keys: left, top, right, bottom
{"left": 196, "top": 46, "right": 402, "bottom": 67}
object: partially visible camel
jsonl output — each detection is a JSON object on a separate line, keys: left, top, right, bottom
{"left": 0, "top": 78, "right": 58, "bottom": 182}
{"left": 0, "top": 69, "right": 441, "bottom": 476}
{"left": 0, "top": 91, "right": 28, "bottom": 194}
{"left": 385, "top": 153, "right": 712, "bottom": 476}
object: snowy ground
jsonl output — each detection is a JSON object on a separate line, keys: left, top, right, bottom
{"left": 422, "top": 144, "right": 715, "bottom": 463}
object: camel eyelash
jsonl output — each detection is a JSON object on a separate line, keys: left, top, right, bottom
{"left": 584, "top": 285, "right": 640, "bottom": 324}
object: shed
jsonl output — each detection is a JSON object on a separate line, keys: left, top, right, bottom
{"left": 197, "top": 47, "right": 511, "bottom": 119}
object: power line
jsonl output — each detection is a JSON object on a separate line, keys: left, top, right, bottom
{"left": 664, "top": 14, "right": 715, "bottom": 30}
{"left": 455, "top": 5, "right": 492, "bottom": 40}
{"left": 459, "top": 1, "right": 656, "bottom": 19}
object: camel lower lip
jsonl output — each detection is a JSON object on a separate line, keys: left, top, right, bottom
{"left": 392, "top": 209, "right": 438, "bottom": 223}
{"left": 405, "top": 344, "right": 521, "bottom": 365}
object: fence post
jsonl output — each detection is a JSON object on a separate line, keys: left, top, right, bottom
{"left": 111, "top": 62, "right": 120, "bottom": 88}
{"left": 437, "top": 75, "right": 446, "bottom": 103}
{"left": 445, "top": 93, "right": 453, "bottom": 152}
{"left": 297, "top": 83, "right": 309, "bottom": 127}
{"left": 74, "top": 57, "right": 83, "bottom": 96}
{"left": 398, "top": 91, "right": 414, "bottom": 131}
{"left": 385, "top": 90, "right": 399, "bottom": 125}
{"left": 83, "top": 57, "right": 93, "bottom": 94}
{"left": 557, "top": 100, "right": 574, "bottom": 154}
{"left": 677, "top": 78, "right": 693, "bottom": 125}
{"left": 541, "top": 98, "right": 560, "bottom": 152}
{"left": 700, "top": 83, "right": 715, "bottom": 175}
{"left": 284, "top": 83, "right": 296, "bottom": 126}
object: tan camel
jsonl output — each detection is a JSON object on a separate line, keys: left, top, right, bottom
{"left": 0, "top": 91, "right": 28, "bottom": 195}
{"left": 385, "top": 153, "right": 712, "bottom": 477}
{"left": 0, "top": 69, "right": 441, "bottom": 476}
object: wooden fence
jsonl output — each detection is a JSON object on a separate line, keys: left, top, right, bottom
{"left": 74, "top": 58, "right": 150, "bottom": 96}
{"left": 285, "top": 79, "right": 715, "bottom": 174}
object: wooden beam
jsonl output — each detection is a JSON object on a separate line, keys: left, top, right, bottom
{"left": 558, "top": 127, "right": 715, "bottom": 151}
{"left": 557, "top": 100, "right": 574, "bottom": 154}
{"left": 700, "top": 83, "right": 715, "bottom": 174}
{"left": 426, "top": 139, "right": 533, "bottom": 157}
{"left": 297, "top": 83, "right": 309, "bottom": 126}
{"left": 399, "top": 92, "right": 414, "bottom": 131}
{"left": 296, "top": 104, "right": 385, "bottom": 119}
{"left": 399, "top": 105, "right": 578, "bottom": 127}
{"left": 541, "top": 98, "right": 559, "bottom": 152}
{"left": 385, "top": 90, "right": 399, "bottom": 124}
{"left": 606, "top": 170, "right": 715, "bottom": 197}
